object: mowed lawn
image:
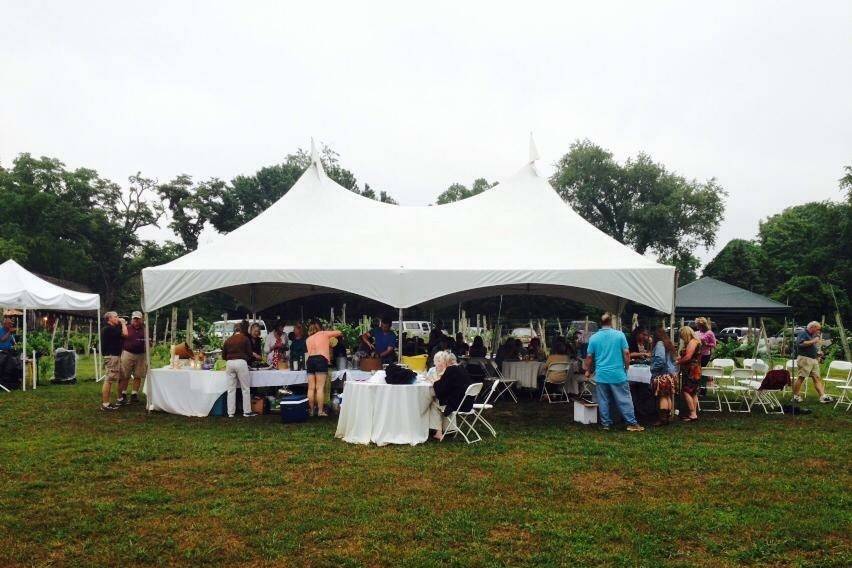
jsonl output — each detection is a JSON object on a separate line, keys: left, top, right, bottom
{"left": 1, "top": 359, "right": 850, "bottom": 567}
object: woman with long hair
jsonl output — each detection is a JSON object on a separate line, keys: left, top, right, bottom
{"left": 305, "top": 322, "right": 342, "bottom": 417}
{"left": 676, "top": 326, "right": 702, "bottom": 421}
{"left": 650, "top": 327, "right": 679, "bottom": 426}
{"left": 694, "top": 317, "right": 717, "bottom": 367}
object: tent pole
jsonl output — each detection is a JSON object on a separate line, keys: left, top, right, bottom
{"left": 398, "top": 307, "right": 403, "bottom": 362}
{"left": 669, "top": 270, "right": 679, "bottom": 342}
{"left": 22, "top": 308, "right": 27, "bottom": 391}
{"left": 144, "top": 310, "right": 152, "bottom": 413}
{"left": 96, "top": 308, "right": 102, "bottom": 382}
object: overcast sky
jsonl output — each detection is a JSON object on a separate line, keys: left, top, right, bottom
{"left": 2, "top": 1, "right": 850, "bottom": 264}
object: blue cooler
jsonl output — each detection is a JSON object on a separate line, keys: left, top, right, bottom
{"left": 280, "top": 395, "right": 309, "bottom": 423}
{"left": 210, "top": 392, "right": 227, "bottom": 417}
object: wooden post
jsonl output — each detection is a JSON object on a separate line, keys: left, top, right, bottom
{"left": 152, "top": 311, "right": 159, "bottom": 346}
{"left": 163, "top": 318, "right": 170, "bottom": 344}
{"left": 66, "top": 315, "right": 74, "bottom": 349}
{"left": 170, "top": 307, "right": 178, "bottom": 345}
{"left": 186, "top": 309, "right": 193, "bottom": 348}
{"left": 87, "top": 320, "right": 93, "bottom": 354}
{"left": 747, "top": 317, "right": 753, "bottom": 344}
{"left": 50, "top": 320, "right": 58, "bottom": 355}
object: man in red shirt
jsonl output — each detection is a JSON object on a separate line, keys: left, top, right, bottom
{"left": 118, "top": 311, "right": 148, "bottom": 405}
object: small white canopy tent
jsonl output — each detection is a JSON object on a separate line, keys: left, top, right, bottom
{"left": 142, "top": 145, "right": 676, "bottom": 316}
{"left": 0, "top": 259, "right": 102, "bottom": 390}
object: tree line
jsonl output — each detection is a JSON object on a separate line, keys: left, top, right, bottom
{"left": 1, "top": 142, "right": 847, "bottom": 323}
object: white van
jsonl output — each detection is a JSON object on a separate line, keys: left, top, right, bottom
{"left": 391, "top": 321, "right": 432, "bottom": 340}
{"left": 211, "top": 319, "right": 268, "bottom": 340}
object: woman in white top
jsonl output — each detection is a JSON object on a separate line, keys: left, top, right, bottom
{"left": 263, "top": 320, "right": 289, "bottom": 368}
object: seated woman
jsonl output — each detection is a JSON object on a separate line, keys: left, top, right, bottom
{"left": 428, "top": 350, "right": 476, "bottom": 440}
{"left": 629, "top": 327, "right": 651, "bottom": 363}
{"left": 453, "top": 332, "right": 469, "bottom": 357}
{"left": 650, "top": 327, "right": 679, "bottom": 426}
{"left": 527, "top": 337, "right": 545, "bottom": 361}
{"left": 248, "top": 323, "right": 264, "bottom": 365}
{"left": 495, "top": 337, "right": 518, "bottom": 368}
{"left": 468, "top": 335, "right": 487, "bottom": 358}
{"left": 543, "top": 340, "right": 574, "bottom": 395}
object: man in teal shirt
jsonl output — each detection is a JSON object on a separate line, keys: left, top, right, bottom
{"left": 584, "top": 313, "right": 644, "bottom": 431}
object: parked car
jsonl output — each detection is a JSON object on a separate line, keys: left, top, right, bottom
{"left": 510, "top": 327, "right": 538, "bottom": 346}
{"left": 717, "top": 327, "right": 757, "bottom": 343}
{"left": 767, "top": 327, "right": 805, "bottom": 350}
{"left": 391, "top": 320, "right": 432, "bottom": 340}
{"left": 211, "top": 319, "right": 267, "bottom": 340}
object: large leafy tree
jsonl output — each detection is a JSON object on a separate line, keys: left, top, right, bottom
{"left": 0, "top": 154, "right": 164, "bottom": 307}
{"left": 435, "top": 178, "right": 495, "bottom": 205}
{"left": 204, "top": 145, "right": 397, "bottom": 234}
{"left": 551, "top": 140, "right": 727, "bottom": 262}
{"left": 703, "top": 239, "right": 769, "bottom": 293}
{"left": 157, "top": 175, "right": 224, "bottom": 250}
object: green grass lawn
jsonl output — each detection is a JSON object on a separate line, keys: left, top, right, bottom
{"left": 1, "top": 357, "right": 850, "bottom": 567}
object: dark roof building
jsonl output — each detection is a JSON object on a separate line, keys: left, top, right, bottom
{"left": 675, "top": 277, "right": 791, "bottom": 318}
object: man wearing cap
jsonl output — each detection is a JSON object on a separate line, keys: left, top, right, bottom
{"left": 118, "top": 311, "right": 148, "bottom": 405}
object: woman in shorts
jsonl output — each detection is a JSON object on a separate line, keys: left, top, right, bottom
{"left": 650, "top": 327, "right": 679, "bottom": 426}
{"left": 305, "top": 322, "right": 342, "bottom": 417}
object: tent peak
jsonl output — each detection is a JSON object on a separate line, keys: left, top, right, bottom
{"left": 310, "top": 137, "right": 326, "bottom": 178}
{"left": 529, "top": 131, "right": 541, "bottom": 164}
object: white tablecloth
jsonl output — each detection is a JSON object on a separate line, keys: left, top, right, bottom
{"left": 627, "top": 365, "right": 652, "bottom": 384}
{"left": 501, "top": 361, "right": 545, "bottom": 388}
{"left": 335, "top": 380, "right": 441, "bottom": 446}
{"left": 146, "top": 367, "right": 370, "bottom": 417}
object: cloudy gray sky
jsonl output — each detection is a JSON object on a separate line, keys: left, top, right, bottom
{"left": 2, "top": 0, "right": 850, "bottom": 264}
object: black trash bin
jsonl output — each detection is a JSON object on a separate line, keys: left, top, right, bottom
{"left": 51, "top": 348, "right": 77, "bottom": 384}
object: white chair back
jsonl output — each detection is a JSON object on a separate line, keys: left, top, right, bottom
{"left": 701, "top": 366, "right": 724, "bottom": 379}
{"left": 711, "top": 358, "right": 736, "bottom": 373}
{"left": 455, "top": 382, "right": 483, "bottom": 414}
{"left": 826, "top": 360, "right": 852, "bottom": 378}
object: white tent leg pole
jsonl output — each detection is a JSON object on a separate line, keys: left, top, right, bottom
{"left": 22, "top": 308, "right": 27, "bottom": 391}
{"left": 144, "top": 310, "right": 153, "bottom": 412}
{"left": 398, "top": 307, "right": 403, "bottom": 362}
{"left": 669, "top": 270, "right": 679, "bottom": 342}
{"left": 32, "top": 350, "right": 37, "bottom": 389}
{"left": 96, "top": 308, "right": 102, "bottom": 382}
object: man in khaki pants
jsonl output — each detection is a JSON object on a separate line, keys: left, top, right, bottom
{"left": 118, "top": 311, "right": 148, "bottom": 405}
{"left": 792, "top": 321, "right": 834, "bottom": 404}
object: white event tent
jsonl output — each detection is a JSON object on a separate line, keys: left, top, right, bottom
{"left": 0, "top": 259, "right": 102, "bottom": 390}
{"left": 142, "top": 144, "right": 676, "bottom": 317}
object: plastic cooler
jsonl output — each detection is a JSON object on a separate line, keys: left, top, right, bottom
{"left": 280, "top": 395, "right": 309, "bottom": 423}
{"left": 401, "top": 355, "right": 428, "bottom": 372}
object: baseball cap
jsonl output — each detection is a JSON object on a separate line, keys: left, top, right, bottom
{"left": 131, "top": 311, "right": 143, "bottom": 319}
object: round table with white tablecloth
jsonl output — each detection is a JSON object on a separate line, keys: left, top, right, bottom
{"left": 335, "top": 378, "right": 442, "bottom": 446}
{"left": 501, "top": 361, "right": 546, "bottom": 389}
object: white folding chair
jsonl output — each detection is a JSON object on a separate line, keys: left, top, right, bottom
{"left": 824, "top": 361, "right": 852, "bottom": 391}
{"left": 471, "top": 379, "right": 500, "bottom": 437}
{"left": 743, "top": 358, "right": 769, "bottom": 378}
{"left": 751, "top": 373, "right": 786, "bottom": 414}
{"left": 834, "top": 371, "right": 852, "bottom": 411}
{"left": 442, "top": 382, "right": 484, "bottom": 444}
{"left": 540, "top": 363, "right": 571, "bottom": 404}
{"left": 482, "top": 359, "right": 518, "bottom": 403}
{"left": 723, "top": 369, "right": 753, "bottom": 412}
{"left": 710, "top": 358, "right": 736, "bottom": 379}
{"left": 786, "top": 359, "right": 807, "bottom": 399}
{"left": 699, "top": 367, "right": 724, "bottom": 412}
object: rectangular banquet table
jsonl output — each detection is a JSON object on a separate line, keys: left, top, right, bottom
{"left": 501, "top": 361, "right": 546, "bottom": 389}
{"left": 335, "top": 378, "right": 442, "bottom": 446}
{"left": 145, "top": 367, "right": 371, "bottom": 417}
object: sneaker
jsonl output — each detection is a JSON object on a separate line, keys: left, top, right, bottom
{"left": 243, "top": 412, "right": 258, "bottom": 417}
{"left": 228, "top": 414, "right": 235, "bottom": 418}
{"left": 130, "top": 393, "right": 140, "bottom": 403}
{"left": 100, "top": 404, "right": 119, "bottom": 411}
{"left": 116, "top": 396, "right": 128, "bottom": 406}
{"left": 819, "top": 395, "right": 835, "bottom": 404}
{"left": 626, "top": 424, "right": 645, "bottom": 432}
{"left": 791, "top": 395, "right": 803, "bottom": 403}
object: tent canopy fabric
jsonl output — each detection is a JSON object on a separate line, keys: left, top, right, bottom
{"left": 675, "top": 277, "right": 791, "bottom": 318}
{"left": 142, "top": 156, "right": 676, "bottom": 314}
{"left": 0, "top": 259, "right": 101, "bottom": 311}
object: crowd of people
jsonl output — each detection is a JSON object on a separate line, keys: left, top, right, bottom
{"left": 93, "top": 308, "right": 837, "bottom": 424}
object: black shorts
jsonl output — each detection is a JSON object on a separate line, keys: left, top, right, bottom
{"left": 305, "top": 355, "right": 329, "bottom": 374}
